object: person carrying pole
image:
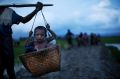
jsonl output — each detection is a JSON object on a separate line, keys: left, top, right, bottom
{"left": 0, "top": 2, "right": 44, "bottom": 79}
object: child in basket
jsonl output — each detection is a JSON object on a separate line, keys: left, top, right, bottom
{"left": 25, "top": 24, "right": 57, "bottom": 53}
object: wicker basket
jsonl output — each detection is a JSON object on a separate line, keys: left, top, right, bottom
{"left": 19, "top": 45, "right": 60, "bottom": 76}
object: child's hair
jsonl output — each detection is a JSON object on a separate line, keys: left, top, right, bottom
{"left": 34, "top": 26, "right": 47, "bottom": 37}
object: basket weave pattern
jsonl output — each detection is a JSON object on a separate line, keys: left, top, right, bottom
{"left": 19, "top": 45, "right": 60, "bottom": 76}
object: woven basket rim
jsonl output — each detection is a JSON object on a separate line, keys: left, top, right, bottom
{"left": 20, "top": 44, "right": 59, "bottom": 56}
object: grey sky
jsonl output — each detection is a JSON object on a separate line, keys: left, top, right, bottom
{"left": 0, "top": 0, "right": 120, "bottom": 39}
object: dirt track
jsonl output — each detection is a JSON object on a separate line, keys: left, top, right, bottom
{"left": 15, "top": 45, "right": 120, "bottom": 79}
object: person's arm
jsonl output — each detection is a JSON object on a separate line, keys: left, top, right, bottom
{"left": 25, "top": 37, "right": 33, "bottom": 46}
{"left": 46, "top": 24, "right": 57, "bottom": 43}
{"left": 24, "top": 31, "right": 37, "bottom": 53}
{"left": 21, "top": 2, "right": 43, "bottom": 23}
{"left": 25, "top": 39, "right": 36, "bottom": 53}
{"left": 25, "top": 30, "right": 33, "bottom": 46}
{"left": 25, "top": 30, "right": 33, "bottom": 47}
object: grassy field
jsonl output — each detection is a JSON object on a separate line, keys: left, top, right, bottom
{"left": 56, "top": 36, "right": 120, "bottom": 48}
{"left": 101, "top": 36, "right": 120, "bottom": 43}
{"left": 14, "top": 36, "right": 120, "bottom": 64}
{"left": 107, "top": 46, "right": 120, "bottom": 63}
{"left": 14, "top": 40, "right": 25, "bottom": 64}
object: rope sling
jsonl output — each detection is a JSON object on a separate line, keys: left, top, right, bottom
{"left": 19, "top": 10, "right": 60, "bottom": 76}
{"left": 30, "top": 10, "right": 50, "bottom": 37}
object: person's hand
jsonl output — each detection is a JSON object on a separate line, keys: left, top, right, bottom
{"left": 46, "top": 24, "right": 50, "bottom": 30}
{"left": 35, "top": 2, "right": 43, "bottom": 11}
{"left": 29, "top": 30, "right": 33, "bottom": 37}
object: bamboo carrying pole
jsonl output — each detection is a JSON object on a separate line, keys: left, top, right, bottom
{"left": 0, "top": 4, "right": 53, "bottom": 7}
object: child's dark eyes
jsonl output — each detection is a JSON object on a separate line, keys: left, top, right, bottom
{"left": 36, "top": 34, "right": 45, "bottom": 36}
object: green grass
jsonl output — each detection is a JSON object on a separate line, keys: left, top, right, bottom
{"left": 56, "top": 39, "right": 68, "bottom": 49}
{"left": 14, "top": 40, "right": 25, "bottom": 64}
{"left": 56, "top": 36, "right": 120, "bottom": 49}
{"left": 101, "top": 36, "right": 120, "bottom": 43}
{"left": 107, "top": 46, "right": 120, "bottom": 63}
{"left": 56, "top": 39, "right": 76, "bottom": 49}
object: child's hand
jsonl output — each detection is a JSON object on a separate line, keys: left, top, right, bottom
{"left": 29, "top": 30, "right": 33, "bottom": 37}
{"left": 46, "top": 24, "right": 50, "bottom": 30}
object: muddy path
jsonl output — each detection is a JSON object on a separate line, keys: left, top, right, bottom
{"left": 15, "top": 45, "right": 120, "bottom": 79}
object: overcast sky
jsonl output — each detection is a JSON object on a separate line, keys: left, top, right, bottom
{"left": 0, "top": 0, "right": 120, "bottom": 39}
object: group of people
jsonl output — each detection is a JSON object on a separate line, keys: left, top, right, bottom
{"left": 0, "top": 2, "right": 56, "bottom": 79}
{"left": 65, "top": 30, "right": 101, "bottom": 48}
{"left": 76, "top": 32, "right": 101, "bottom": 46}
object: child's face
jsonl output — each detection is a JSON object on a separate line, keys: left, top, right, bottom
{"left": 34, "top": 29, "right": 46, "bottom": 43}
